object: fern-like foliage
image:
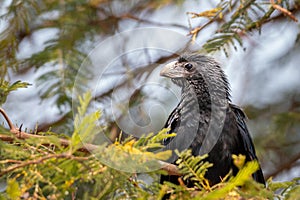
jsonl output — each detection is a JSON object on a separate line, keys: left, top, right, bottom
{"left": 189, "top": 0, "right": 298, "bottom": 55}
{"left": 0, "top": 0, "right": 42, "bottom": 76}
{"left": 0, "top": 92, "right": 300, "bottom": 199}
{"left": 0, "top": 91, "right": 174, "bottom": 199}
{"left": 175, "top": 149, "right": 213, "bottom": 190}
{"left": 0, "top": 1, "right": 97, "bottom": 110}
{"left": 204, "top": 0, "right": 267, "bottom": 54}
{"left": 0, "top": 80, "right": 31, "bottom": 105}
{"left": 162, "top": 152, "right": 277, "bottom": 199}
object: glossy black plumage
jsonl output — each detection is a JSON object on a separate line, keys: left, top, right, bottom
{"left": 160, "top": 53, "right": 265, "bottom": 186}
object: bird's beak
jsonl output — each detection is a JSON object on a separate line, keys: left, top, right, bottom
{"left": 160, "top": 61, "right": 184, "bottom": 78}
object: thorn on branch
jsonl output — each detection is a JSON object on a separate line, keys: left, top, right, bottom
{"left": 19, "top": 123, "right": 23, "bottom": 135}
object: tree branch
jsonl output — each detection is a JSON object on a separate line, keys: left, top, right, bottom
{"left": 0, "top": 108, "right": 181, "bottom": 176}
{"left": 0, "top": 108, "right": 105, "bottom": 153}
{"left": 265, "top": 152, "right": 300, "bottom": 180}
{"left": 0, "top": 153, "right": 89, "bottom": 177}
{"left": 94, "top": 53, "right": 178, "bottom": 101}
{"left": 0, "top": 108, "right": 14, "bottom": 130}
{"left": 189, "top": 3, "right": 300, "bottom": 42}
{"left": 121, "top": 13, "right": 188, "bottom": 30}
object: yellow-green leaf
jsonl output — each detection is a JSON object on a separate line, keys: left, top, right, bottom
{"left": 7, "top": 179, "right": 21, "bottom": 200}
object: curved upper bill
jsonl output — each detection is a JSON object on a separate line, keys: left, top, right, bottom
{"left": 160, "top": 61, "right": 185, "bottom": 78}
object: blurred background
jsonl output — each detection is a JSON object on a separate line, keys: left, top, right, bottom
{"left": 0, "top": 0, "right": 299, "bottom": 183}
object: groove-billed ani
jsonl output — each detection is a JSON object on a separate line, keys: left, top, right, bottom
{"left": 160, "top": 53, "right": 265, "bottom": 186}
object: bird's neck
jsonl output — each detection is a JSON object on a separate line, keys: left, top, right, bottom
{"left": 181, "top": 77, "right": 230, "bottom": 113}
{"left": 181, "top": 79, "right": 212, "bottom": 113}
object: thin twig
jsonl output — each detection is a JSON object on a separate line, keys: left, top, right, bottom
{"left": 0, "top": 108, "right": 14, "bottom": 129}
{"left": 122, "top": 13, "right": 188, "bottom": 30}
{"left": 265, "top": 152, "right": 300, "bottom": 179}
{"left": 272, "top": 4, "right": 298, "bottom": 22}
{"left": 0, "top": 108, "right": 181, "bottom": 176}
{"left": 159, "top": 160, "right": 181, "bottom": 176}
{"left": 189, "top": 2, "right": 299, "bottom": 42}
{"left": 0, "top": 153, "right": 89, "bottom": 177}
{"left": 270, "top": 0, "right": 298, "bottom": 22}
{"left": 0, "top": 108, "right": 101, "bottom": 152}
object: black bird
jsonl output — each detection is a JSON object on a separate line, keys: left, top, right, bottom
{"left": 160, "top": 53, "right": 265, "bottom": 186}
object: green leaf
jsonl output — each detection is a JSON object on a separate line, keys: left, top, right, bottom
{"left": 71, "top": 91, "right": 100, "bottom": 151}
{"left": 285, "top": 185, "right": 300, "bottom": 200}
{"left": 200, "top": 160, "right": 260, "bottom": 199}
{"left": 0, "top": 80, "right": 31, "bottom": 105}
{"left": 175, "top": 150, "right": 212, "bottom": 190}
{"left": 8, "top": 80, "right": 31, "bottom": 91}
{"left": 153, "top": 150, "right": 172, "bottom": 160}
{"left": 6, "top": 178, "right": 21, "bottom": 200}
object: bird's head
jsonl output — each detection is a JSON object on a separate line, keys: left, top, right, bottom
{"left": 160, "top": 53, "right": 231, "bottom": 101}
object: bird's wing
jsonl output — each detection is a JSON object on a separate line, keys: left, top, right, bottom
{"left": 163, "top": 105, "right": 181, "bottom": 145}
{"left": 230, "top": 103, "right": 265, "bottom": 184}
{"left": 230, "top": 104, "right": 257, "bottom": 160}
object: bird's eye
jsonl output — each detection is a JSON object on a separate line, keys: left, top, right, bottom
{"left": 184, "top": 63, "right": 193, "bottom": 71}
